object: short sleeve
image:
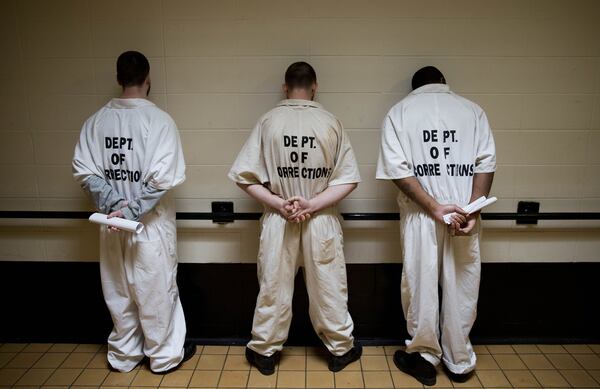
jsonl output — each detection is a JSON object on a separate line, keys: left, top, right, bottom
{"left": 474, "top": 109, "right": 496, "bottom": 173}
{"left": 144, "top": 117, "right": 186, "bottom": 190}
{"left": 375, "top": 111, "right": 414, "bottom": 180}
{"left": 228, "top": 122, "right": 269, "bottom": 185}
{"left": 328, "top": 121, "right": 361, "bottom": 186}
{"left": 72, "top": 117, "right": 104, "bottom": 185}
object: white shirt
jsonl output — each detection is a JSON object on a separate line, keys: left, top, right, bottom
{"left": 229, "top": 99, "right": 361, "bottom": 200}
{"left": 73, "top": 98, "right": 185, "bottom": 201}
{"left": 376, "top": 84, "right": 496, "bottom": 207}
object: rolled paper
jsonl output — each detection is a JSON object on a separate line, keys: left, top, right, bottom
{"left": 463, "top": 196, "right": 487, "bottom": 214}
{"left": 466, "top": 196, "right": 497, "bottom": 215}
{"left": 443, "top": 196, "right": 498, "bottom": 225}
{"left": 89, "top": 212, "right": 144, "bottom": 234}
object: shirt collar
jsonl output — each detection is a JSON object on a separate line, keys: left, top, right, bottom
{"left": 107, "top": 98, "right": 156, "bottom": 109}
{"left": 276, "top": 99, "right": 323, "bottom": 109}
{"left": 410, "top": 83, "right": 451, "bottom": 95}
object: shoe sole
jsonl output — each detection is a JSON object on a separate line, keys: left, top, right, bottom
{"left": 255, "top": 366, "right": 275, "bottom": 376}
{"left": 393, "top": 355, "right": 436, "bottom": 386}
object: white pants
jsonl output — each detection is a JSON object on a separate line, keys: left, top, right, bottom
{"left": 99, "top": 207, "right": 186, "bottom": 373}
{"left": 247, "top": 209, "right": 355, "bottom": 357}
{"left": 400, "top": 209, "right": 481, "bottom": 374}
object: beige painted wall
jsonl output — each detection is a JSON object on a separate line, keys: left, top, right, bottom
{"left": 0, "top": 0, "right": 599, "bottom": 263}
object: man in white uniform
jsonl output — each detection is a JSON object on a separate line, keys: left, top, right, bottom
{"left": 229, "top": 62, "right": 362, "bottom": 375}
{"left": 72, "top": 51, "right": 195, "bottom": 374}
{"left": 376, "top": 66, "right": 496, "bottom": 386}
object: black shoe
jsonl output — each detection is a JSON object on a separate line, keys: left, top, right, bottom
{"left": 443, "top": 364, "right": 474, "bottom": 383}
{"left": 245, "top": 347, "right": 279, "bottom": 376}
{"left": 393, "top": 350, "right": 436, "bottom": 386}
{"left": 155, "top": 341, "right": 197, "bottom": 374}
{"left": 328, "top": 344, "right": 363, "bottom": 372}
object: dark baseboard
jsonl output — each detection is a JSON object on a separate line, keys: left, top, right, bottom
{"left": 0, "top": 261, "right": 598, "bottom": 344}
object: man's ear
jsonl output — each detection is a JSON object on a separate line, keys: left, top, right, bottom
{"left": 144, "top": 75, "right": 152, "bottom": 96}
{"left": 311, "top": 82, "right": 318, "bottom": 99}
{"left": 282, "top": 83, "right": 289, "bottom": 95}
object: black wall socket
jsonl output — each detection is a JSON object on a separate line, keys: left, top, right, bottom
{"left": 517, "top": 201, "right": 540, "bottom": 225}
{"left": 211, "top": 201, "right": 234, "bottom": 224}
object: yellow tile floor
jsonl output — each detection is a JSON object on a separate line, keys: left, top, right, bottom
{"left": 0, "top": 343, "right": 599, "bottom": 388}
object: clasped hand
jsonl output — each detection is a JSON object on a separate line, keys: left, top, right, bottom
{"left": 432, "top": 203, "right": 477, "bottom": 236}
{"left": 277, "top": 196, "right": 314, "bottom": 223}
{"left": 106, "top": 201, "right": 128, "bottom": 232}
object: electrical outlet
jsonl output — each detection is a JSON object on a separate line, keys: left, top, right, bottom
{"left": 212, "top": 201, "right": 234, "bottom": 224}
{"left": 517, "top": 201, "right": 539, "bottom": 225}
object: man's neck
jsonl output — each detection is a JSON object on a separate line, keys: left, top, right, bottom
{"left": 120, "top": 86, "right": 147, "bottom": 99}
{"left": 286, "top": 90, "right": 313, "bottom": 101}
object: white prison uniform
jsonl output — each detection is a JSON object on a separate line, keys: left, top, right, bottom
{"left": 376, "top": 84, "right": 496, "bottom": 374}
{"left": 229, "top": 99, "right": 361, "bottom": 357}
{"left": 73, "top": 98, "right": 187, "bottom": 373}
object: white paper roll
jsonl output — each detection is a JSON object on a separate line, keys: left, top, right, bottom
{"left": 443, "top": 196, "right": 498, "bottom": 225}
{"left": 89, "top": 212, "right": 144, "bottom": 234}
{"left": 466, "top": 196, "right": 497, "bottom": 214}
{"left": 463, "top": 196, "right": 487, "bottom": 214}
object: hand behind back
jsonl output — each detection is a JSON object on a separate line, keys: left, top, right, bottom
{"left": 285, "top": 196, "right": 313, "bottom": 223}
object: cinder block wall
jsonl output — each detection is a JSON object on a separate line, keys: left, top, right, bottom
{"left": 0, "top": 0, "right": 599, "bottom": 263}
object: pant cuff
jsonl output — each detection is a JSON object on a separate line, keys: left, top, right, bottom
{"left": 326, "top": 339, "right": 354, "bottom": 357}
{"left": 247, "top": 341, "right": 281, "bottom": 357}
{"left": 442, "top": 353, "right": 477, "bottom": 374}
{"left": 420, "top": 352, "right": 441, "bottom": 366}
{"left": 107, "top": 353, "right": 144, "bottom": 373}
{"left": 150, "top": 349, "right": 184, "bottom": 373}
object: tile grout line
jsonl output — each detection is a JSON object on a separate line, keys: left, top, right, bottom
{"left": 525, "top": 365, "right": 544, "bottom": 389}
{"left": 380, "top": 347, "right": 395, "bottom": 389}
{"left": 0, "top": 347, "right": 21, "bottom": 371}
{"left": 212, "top": 345, "right": 225, "bottom": 389}
{"left": 1, "top": 344, "right": 599, "bottom": 388}
{"left": 69, "top": 345, "right": 103, "bottom": 388}
{"left": 39, "top": 344, "right": 71, "bottom": 386}
{"left": 9, "top": 343, "right": 45, "bottom": 387}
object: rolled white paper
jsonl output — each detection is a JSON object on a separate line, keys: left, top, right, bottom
{"left": 443, "top": 196, "right": 498, "bottom": 225}
{"left": 463, "top": 196, "right": 487, "bottom": 214}
{"left": 466, "top": 196, "right": 497, "bottom": 215}
{"left": 89, "top": 212, "right": 144, "bottom": 234}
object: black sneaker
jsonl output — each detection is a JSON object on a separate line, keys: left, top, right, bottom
{"left": 443, "top": 364, "right": 474, "bottom": 383}
{"left": 393, "top": 350, "right": 436, "bottom": 386}
{"left": 245, "top": 347, "right": 279, "bottom": 376}
{"left": 155, "top": 341, "right": 197, "bottom": 374}
{"left": 328, "top": 344, "right": 363, "bottom": 372}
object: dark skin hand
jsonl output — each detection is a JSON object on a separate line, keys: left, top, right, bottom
{"left": 393, "top": 173, "right": 494, "bottom": 235}
{"left": 456, "top": 172, "right": 494, "bottom": 236}
{"left": 393, "top": 176, "right": 467, "bottom": 232}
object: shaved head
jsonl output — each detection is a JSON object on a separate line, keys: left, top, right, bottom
{"left": 285, "top": 62, "right": 317, "bottom": 90}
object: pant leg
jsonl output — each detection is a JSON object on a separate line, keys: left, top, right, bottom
{"left": 439, "top": 221, "right": 481, "bottom": 374}
{"left": 99, "top": 229, "right": 145, "bottom": 372}
{"left": 400, "top": 211, "right": 443, "bottom": 366}
{"left": 302, "top": 211, "right": 354, "bottom": 356}
{"left": 128, "top": 220, "right": 186, "bottom": 373}
{"left": 247, "top": 212, "right": 300, "bottom": 356}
